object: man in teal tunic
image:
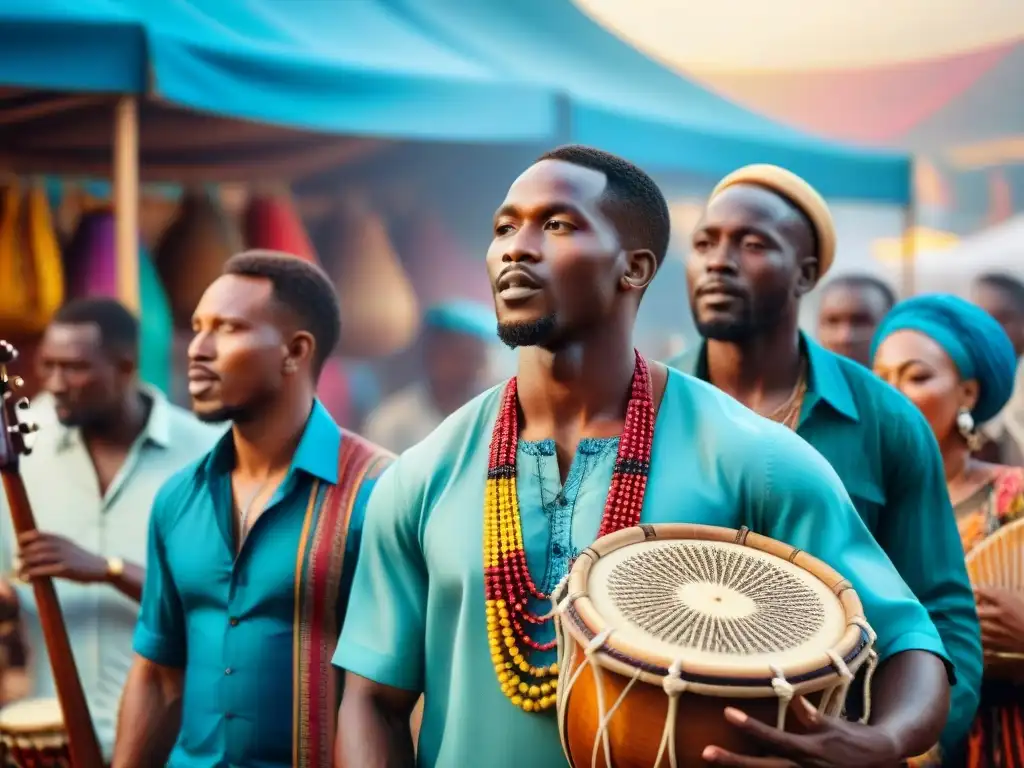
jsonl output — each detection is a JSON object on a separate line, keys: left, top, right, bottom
{"left": 667, "top": 164, "right": 981, "bottom": 761}
{"left": 335, "top": 147, "right": 953, "bottom": 768}
{"left": 113, "top": 252, "right": 391, "bottom": 768}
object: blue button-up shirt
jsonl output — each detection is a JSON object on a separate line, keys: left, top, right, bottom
{"left": 668, "top": 334, "right": 982, "bottom": 755}
{"left": 133, "top": 401, "right": 376, "bottom": 768}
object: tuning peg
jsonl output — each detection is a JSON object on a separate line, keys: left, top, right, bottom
{"left": 7, "top": 423, "right": 37, "bottom": 435}
{"left": 21, "top": 448, "right": 31, "bottom": 457}
{"left": 15, "top": 398, "right": 28, "bottom": 410}
{"left": 0, "top": 342, "right": 17, "bottom": 364}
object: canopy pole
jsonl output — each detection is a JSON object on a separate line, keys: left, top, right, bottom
{"left": 900, "top": 160, "right": 917, "bottom": 298}
{"left": 113, "top": 96, "right": 140, "bottom": 313}
{"left": 900, "top": 201, "right": 917, "bottom": 298}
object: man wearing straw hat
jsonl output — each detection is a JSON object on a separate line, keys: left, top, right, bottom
{"left": 669, "top": 165, "right": 982, "bottom": 761}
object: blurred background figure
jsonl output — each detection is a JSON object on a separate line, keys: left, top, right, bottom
{"left": 0, "top": 298, "right": 220, "bottom": 761}
{"left": 363, "top": 301, "right": 497, "bottom": 453}
{"left": 816, "top": 273, "right": 897, "bottom": 367}
{"left": 970, "top": 273, "right": 1024, "bottom": 358}
{"left": 971, "top": 273, "right": 1024, "bottom": 466}
{"left": 871, "top": 293, "right": 1024, "bottom": 767}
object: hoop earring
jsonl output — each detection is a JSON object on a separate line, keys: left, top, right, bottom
{"left": 957, "top": 407, "right": 983, "bottom": 452}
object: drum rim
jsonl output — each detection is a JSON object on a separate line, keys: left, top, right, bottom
{"left": 0, "top": 697, "right": 65, "bottom": 735}
{"left": 561, "top": 523, "right": 873, "bottom": 691}
{"left": 965, "top": 514, "right": 1024, "bottom": 567}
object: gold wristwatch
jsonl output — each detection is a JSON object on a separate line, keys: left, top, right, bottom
{"left": 105, "top": 556, "right": 125, "bottom": 579}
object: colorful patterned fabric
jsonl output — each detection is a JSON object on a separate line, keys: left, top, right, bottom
{"left": 962, "top": 467, "right": 1024, "bottom": 768}
{"left": 913, "top": 467, "right": 1024, "bottom": 767}
{"left": 293, "top": 430, "right": 392, "bottom": 768}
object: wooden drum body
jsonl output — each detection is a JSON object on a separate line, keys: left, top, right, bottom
{"left": 0, "top": 698, "right": 69, "bottom": 768}
{"left": 554, "top": 524, "right": 878, "bottom": 768}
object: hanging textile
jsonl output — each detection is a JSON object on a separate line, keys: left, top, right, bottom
{"left": 243, "top": 190, "right": 317, "bottom": 262}
{"left": 155, "top": 187, "right": 241, "bottom": 328}
{"left": 65, "top": 211, "right": 174, "bottom": 394}
{"left": 327, "top": 192, "right": 419, "bottom": 358}
{"left": 0, "top": 179, "right": 65, "bottom": 335}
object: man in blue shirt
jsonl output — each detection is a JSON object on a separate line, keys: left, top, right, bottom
{"left": 668, "top": 164, "right": 981, "bottom": 760}
{"left": 113, "top": 251, "right": 391, "bottom": 768}
{"left": 335, "top": 146, "right": 953, "bottom": 768}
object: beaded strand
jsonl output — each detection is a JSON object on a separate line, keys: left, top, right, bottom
{"left": 484, "top": 350, "right": 656, "bottom": 712}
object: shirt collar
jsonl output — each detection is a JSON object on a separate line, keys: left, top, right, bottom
{"left": 53, "top": 385, "right": 173, "bottom": 453}
{"left": 801, "top": 333, "right": 859, "bottom": 423}
{"left": 666, "top": 332, "right": 860, "bottom": 424}
{"left": 205, "top": 399, "right": 341, "bottom": 484}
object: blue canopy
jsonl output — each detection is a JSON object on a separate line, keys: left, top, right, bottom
{"left": 379, "top": 0, "right": 912, "bottom": 204}
{"left": 0, "top": 0, "right": 555, "bottom": 144}
{"left": 0, "top": 0, "right": 910, "bottom": 203}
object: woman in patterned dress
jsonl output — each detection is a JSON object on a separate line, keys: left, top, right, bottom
{"left": 872, "top": 294, "right": 1024, "bottom": 767}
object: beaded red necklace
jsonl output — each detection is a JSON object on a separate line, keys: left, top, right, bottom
{"left": 483, "top": 350, "right": 656, "bottom": 712}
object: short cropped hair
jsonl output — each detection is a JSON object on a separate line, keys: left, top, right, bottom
{"left": 822, "top": 273, "right": 897, "bottom": 311}
{"left": 537, "top": 145, "right": 672, "bottom": 266}
{"left": 52, "top": 298, "right": 139, "bottom": 359}
{"left": 224, "top": 250, "right": 341, "bottom": 374}
{"left": 975, "top": 272, "right": 1024, "bottom": 312}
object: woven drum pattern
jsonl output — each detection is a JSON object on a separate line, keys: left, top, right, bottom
{"left": 966, "top": 516, "right": 1024, "bottom": 591}
{"left": 606, "top": 542, "right": 826, "bottom": 654}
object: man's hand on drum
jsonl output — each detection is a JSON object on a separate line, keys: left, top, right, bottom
{"left": 976, "top": 586, "right": 1024, "bottom": 656}
{"left": 702, "top": 697, "right": 902, "bottom": 767}
{"left": 16, "top": 531, "right": 108, "bottom": 584}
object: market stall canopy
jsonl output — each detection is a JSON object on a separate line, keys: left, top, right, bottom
{"left": 0, "top": 0, "right": 557, "bottom": 179}
{"left": 379, "top": 0, "right": 912, "bottom": 204}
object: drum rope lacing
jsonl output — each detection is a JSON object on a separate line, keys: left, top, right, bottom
{"left": 551, "top": 570, "right": 881, "bottom": 768}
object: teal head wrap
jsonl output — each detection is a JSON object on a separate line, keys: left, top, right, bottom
{"left": 870, "top": 293, "right": 1017, "bottom": 423}
{"left": 423, "top": 300, "right": 496, "bottom": 342}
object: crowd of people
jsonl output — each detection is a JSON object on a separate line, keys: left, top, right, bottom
{"left": 0, "top": 145, "right": 1021, "bottom": 768}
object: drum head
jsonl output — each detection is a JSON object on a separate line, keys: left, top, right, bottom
{"left": 0, "top": 698, "right": 64, "bottom": 733}
{"left": 564, "top": 524, "right": 869, "bottom": 686}
{"left": 587, "top": 538, "right": 845, "bottom": 673}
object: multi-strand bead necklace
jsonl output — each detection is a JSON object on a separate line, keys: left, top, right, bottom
{"left": 483, "top": 350, "right": 656, "bottom": 712}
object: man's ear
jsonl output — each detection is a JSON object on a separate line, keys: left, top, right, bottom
{"left": 621, "top": 249, "right": 658, "bottom": 292}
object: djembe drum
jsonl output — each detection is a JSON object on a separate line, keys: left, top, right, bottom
{"left": 0, "top": 699, "right": 69, "bottom": 768}
{"left": 966, "top": 516, "right": 1024, "bottom": 668}
{"left": 553, "top": 524, "right": 878, "bottom": 768}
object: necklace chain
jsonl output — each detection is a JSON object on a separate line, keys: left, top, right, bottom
{"left": 767, "top": 356, "right": 808, "bottom": 431}
{"left": 236, "top": 475, "right": 278, "bottom": 545}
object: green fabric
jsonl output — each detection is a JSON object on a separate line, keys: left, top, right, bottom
{"left": 668, "top": 334, "right": 982, "bottom": 756}
{"left": 137, "top": 246, "right": 172, "bottom": 395}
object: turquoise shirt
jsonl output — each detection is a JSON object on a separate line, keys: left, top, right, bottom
{"left": 668, "top": 335, "right": 982, "bottom": 755}
{"left": 133, "top": 401, "right": 377, "bottom": 768}
{"left": 334, "top": 368, "right": 949, "bottom": 768}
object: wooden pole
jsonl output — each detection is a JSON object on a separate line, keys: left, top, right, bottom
{"left": 900, "top": 159, "right": 917, "bottom": 298}
{"left": 113, "top": 96, "right": 140, "bottom": 313}
{"left": 900, "top": 203, "right": 917, "bottom": 298}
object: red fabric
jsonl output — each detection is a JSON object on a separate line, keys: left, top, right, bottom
{"left": 243, "top": 194, "right": 317, "bottom": 262}
{"left": 316, "top": 358, "right": 352, "bottom": 429}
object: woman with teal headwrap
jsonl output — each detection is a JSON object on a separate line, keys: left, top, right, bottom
{"left": 871, "top": 293, "right": 1024, "bottom": 768}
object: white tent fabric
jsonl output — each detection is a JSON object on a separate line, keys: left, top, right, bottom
{"left": 910, "top": 215, "right": 1024, "bottom": 295}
